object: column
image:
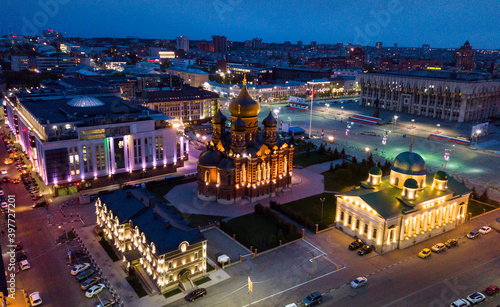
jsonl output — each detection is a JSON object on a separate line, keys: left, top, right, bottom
{"left": 452, "top": 203, "right": 458, "bottom": 222}
{"left": 407, "top": 215, "right": 413, "bottom": 237}
{"left": 445, "top": 204, "right": 450, "bottom": 224}
{"left": 431, "top": 209, "right": 436, "bottom": 229}
{"left": 399, "top": 218, "right": 406, "bottom": 241}
{"left": 415, "top": 214, "right": 421, "bottom": 234}
{"left": 437, "top": 207, "right": 443, "bottom": 226}
{"left": 423, "top": 212, "right": 429, "bottom": 232}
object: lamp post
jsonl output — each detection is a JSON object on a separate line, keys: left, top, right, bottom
{"left": 436, "top": 123, "right": 441, "bottom": 134}
{"left": 393, "top": 115, "right": 398, "bottom": 131}
{"left": 475, "top": 129, "right": 482, "bottom": 149}
{"left": 59, "top": 225, "right": 71, "bottom": 264}
{"left": 365, "top": 147, "right": 370, "bottom": 159}
{"left": 320, "top": 197, "right": 325, "bottom": 225}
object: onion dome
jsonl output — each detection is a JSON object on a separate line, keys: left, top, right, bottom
{"left": 212, "top": 108, "right": 227, "bottom": 124}
{"left": 262, "top": 110, "right": 277, "bottom": 127}
{"left": 403, "top": 178, "right": 419, "bottom": 189}
{"left": 369, "top": 166, "right": 382, "bottom": 176}
{"left": 391, "top": 151, "right": 426, "bottom": 175}
{"left": 198, "top": 150, "right": 222, "bottom": 167}
{"left": 228, "top": 80, "right": 260, "bottom": 118}
{"left": 434, "top": 170, "right": 448, "bottom": 180}
{"left": 67, "top": 96, "right": 105, "bottom": 107}
{"left": 233, "top": 115, "right": 247, "bottom": 131}
{"left": 217, "top": 158, "right": 235, "bottom": 170}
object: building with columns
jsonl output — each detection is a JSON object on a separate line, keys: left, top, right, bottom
{"left": 359, "top": 70, "right": 500, "bottom": 122}
{"left": 197, "top": 78, "right": 294, "bottom": 204}
{"left": 335, "top": 150, "right": 471, "bottom": 254}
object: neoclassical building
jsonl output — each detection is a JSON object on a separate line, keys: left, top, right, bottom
{"left": 336, "top": 150, "right": 471, "bottom": 253}
{"left": 197, "top": 78, "right": 294, "bottom": 204}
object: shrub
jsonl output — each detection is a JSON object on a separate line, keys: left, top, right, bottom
{"left": 268, "top": 234, "right": 278, "bottom": 249}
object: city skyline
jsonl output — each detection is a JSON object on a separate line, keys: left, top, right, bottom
{"left": 1, "top": 0, "right": 500, "bottom": 49}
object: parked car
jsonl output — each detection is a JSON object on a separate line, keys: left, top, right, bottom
{"left": 71, "top": 263, "right": 91, "bottom": 275}
{"left": 466, "top": 292, "right": 486, "bottom": 304}
{"left": 2, "top": 177, "right": 9, "bottom": 182}
{"left": 96, "top": 299, "right": 116, "bottom": 307}
{"left": 445, "top": 239, "right": 458, "bottom": 248}
{"left": 479, "top": 226, "right": 491, "bottom": 234}
{"left": 19, "top": 260, "right": 30, "bottom": 271}
{"left": 85, "top": 283, "right": 106, "bottom": 298}
{"left": 302, "top": 291, "right": 323, "bottom": 306}
{"left": 350, "top": 277, "right": 368, "bottom": 288}
{"left": 33, "top": 201, "right": 48, "bottom": 209}
{"left": 0, "top": 170, "right": 7, "bottom": 174}
{"left": 12, "top": 179, "right": 20, "bottom": 184}
{"left": 29, "top": 292, "right": 42, "bottom": 306}
{"left": 485, "top": 285, "right": 499, "bottom": 295}
{"left": 357, "top": 245, "right": 372, "bottom": 256}
{"left": 466, "top": 230, "right": 480, "bottom": 239}
{"left": 450, "top": 299, "right": 471, "bottom": 307}
{"left": 348, "top": 239, "right": 364, "bottom": 250}
{"left": 431, "top": 243, "right": 447, "bottom": 253}
{"left": 14, "top": 241, "right": 22, "bottom": 251}
{"left": 16, "top": 250, "right": 27, "bottom": 261}
{"left": 76, "top": 269, "right": 95, "bottom": 281}
{"left": 31, "top": 193, "right": 43, "bottom": 201}
{"left": 418, "top": 248, "right": 432, "bottom": 259}
{"left": 81, "top": 276, "right": 102, "bottom": 291}
{"left": 184, "top": 288, "right": 207, "bottom": 302}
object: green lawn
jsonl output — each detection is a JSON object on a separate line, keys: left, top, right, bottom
{"left": 163, "top": 288, "right": 181, "bottom": 299}
{"left": 322, "top": 170, "right": 358, "bottom": 192}
{"left": 280, "top": 193, "right": 337, "bottom": 226}
{"left": 98, "top": 238, "right": 120, "bottom": 262}
{"left": 126, "top": 276, "right": 148, "bottom": 298}
{"left": 226, "top": 213, "right": 282, "bottom": 241}
{"left": 468, "top": 199, "right": 499, "bottom": 217}
{"left": 182, "top": 214, "right": 227, "bottom": 228}
{"left": 194, "top": 276, "right": 211, "bottom": 286}
{"left": 293, "top": 151, "right": 332, "bottom": 168}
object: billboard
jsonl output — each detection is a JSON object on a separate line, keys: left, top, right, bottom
{"left": 289, "top": 96, "right": 306, "bottom": 104}
{"left": 471, "top": 123, "right": 488, "bottom": 138}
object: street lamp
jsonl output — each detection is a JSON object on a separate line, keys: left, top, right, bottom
{"left": 393, "top": 115, "right": 398, "bottom": 131}
{"left": 320, "top": 197, "right": 325, "bottom": 225}
{"left": 475, "top": 129, "right": 482, "bottom": 148}
{"left": 365, "top": 147, "right": 370, "bottom": 158}
{"left": 436, "top": 123, "right": 441, "bottom": 134}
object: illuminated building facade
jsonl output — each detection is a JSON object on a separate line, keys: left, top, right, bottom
{"left": 197, "top": 78, "right": 294, "bottom": 204}
{"left": 335, "top": 150, "right": 471, "bottom": 254}
{"left": 3, "top": 93, "right": 185, "bottom": 196}
{"left": 96, "top": 189, "right": 206, "bottom": 293}
{"left": 359, "top": 71, "right": 500, "bottom": 122}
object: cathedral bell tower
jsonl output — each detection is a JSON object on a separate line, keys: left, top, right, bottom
{"left": 262, "top": 107, "right": 278, "bottom": 148}
{"left": 230, "top": 105, "right": 247, "bottom": 154}
{"left": 211, "top": 107, "right": 227, "bottom": 145}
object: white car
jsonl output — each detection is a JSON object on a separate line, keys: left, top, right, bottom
{"left": 431, "top": 243, "right": 447, "bottom": 253}
{"left": 0, "top": 190, "right": 4, "bottom": 196}
{"left": 19, "top": 260, "right": 30, "bottom": 271}
{"left": 85, "top": 283, "right": 106, "bottom": 298}
{"left": 479, "top": 226, "right": 491, "bottom": 234}
{"left": 350, "top": 276, "right": 368, "bottom": 288}
{"left": 29, "top": 292, "right": 42, "bottom": 306}
{"left": 71, "top": 263, "right": 91, "bottom": 275}
{"left": 0, "top": 170, "right": 7, "bottom": 175}
{"left": 450, "top": 299, "right": 471, "bottom": 307}
{"left": 466, "top": 292, "right": 486, "bottom": 304}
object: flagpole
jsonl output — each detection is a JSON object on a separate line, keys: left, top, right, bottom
{"left": 309, "top": 87, "right": 314, "bottom": 138}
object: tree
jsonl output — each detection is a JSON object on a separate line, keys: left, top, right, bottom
{"left": 277, "top": 230, "right": 285, "bottom": 244}
{"left": 318, "top": 143, "right": 326, "bottom": 155}
{"left": 368, "top": 153, "right": 374, "bottom": 166}
{"left": 330, "top": 162, "right": 334, "bottom": 171}
{"left": 306, "top": 145, "right": 311, "bottom": 157}
{"left": 479, "top": 188, "right": 489, "bottom": 203}
{"left": 351, "top": 156, "right": 358, "bottom": 165}
{"left": 341, "top": 148, "right": 346, "bottom": 159}
{"left": 333, "top": 148, "right": 340, "bottom": 160}
{"left": 268, "top": 234, "right": 278, "bottom": 248}
{"left": 471, "top": 186, "right": 478, "bottom": 199}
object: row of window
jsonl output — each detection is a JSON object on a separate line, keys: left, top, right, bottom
{"left": 340, "top": 211, "right": 378, "bottom": 240}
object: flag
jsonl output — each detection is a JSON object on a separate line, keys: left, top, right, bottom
{"left": 312, "top": 88, "right": 315, "bottom": 100}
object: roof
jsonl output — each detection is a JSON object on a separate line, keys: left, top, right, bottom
{"left": 339, "top": 175, "right": 470, "bottom": 219}
{"left": 434, "top": 170, "right": 448, "bottom": 180}
{"left": 229, "top": 84, "right": 260, "bottom": 118}
{"left": 367, "top": 70, "right": 496, "bottom": 82}
{"left": 391, "top": 151, "right": 426, "bottom": 175}
{"left": 165, "top": 67, "right": 209, "bottom": 75}
{"left": 140, "top": 87, "right": 219, "bottom": 103}
{"left": 404, "top": 178, "right": 419, "bottom": 189}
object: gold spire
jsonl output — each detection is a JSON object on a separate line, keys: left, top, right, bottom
{"left": 238, "top": 104, "right": 241, "bottom": 116}
{"left": 243, "top": 73, "right": 247, "bottom": 86}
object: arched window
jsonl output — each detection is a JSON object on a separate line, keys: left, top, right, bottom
{"left": 205, "top": 171, "right": 210, "bottom": 183}
{"left": 261, "top": 164, "right": 265, "bottom": 181}
{"left": 217, "top": 172, "right": 220, "bottom": 184}
{"left": 227, "top": 174, "right": 231, "bottom": 185}
{"left": 283, "top": 156, "right": 288, "bottom": 174}
{"left": 266, "top": 162, "right": 270, "bottom": 179}
{"left": 420, "top": 179, "right": 424, "bottom": 188}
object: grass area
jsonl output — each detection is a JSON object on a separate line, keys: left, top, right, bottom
{"left": 146, "top": 177, "right": 197, "bottom": 203}
{"left": 182, "top": 213, "right": 227, "bottom": 228}
{"left": 293, "top": 151, "right": 332, "bottom": 168}
{"left": 280, "top": 193, "right": 337, "bottom": 226}
{"left": 163, "top": 288, "right": 181, "bottom": 299}
{"left": 322, "top": 170, "right": 358, "bottom": 192}
{"left": 194, "top": 276, "right": 211, "bottom": 286}
{"left": 98, "top": 238, "right": 120, "bottom": 262}
{"left": 468, "top": 199, "right": 499, "bottom": 217}
{"left": 206, "top": 264, "right": 214, "bottom": 272}
{"left": 226, "top": 213, "right": 282, "bottom": 243}
{"left": 126, "top": 276, "right": 148, "bottom": 298}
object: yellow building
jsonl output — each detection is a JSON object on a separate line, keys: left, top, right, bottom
{"left": 336, "top": 150, "right": 471, "bottom": 253}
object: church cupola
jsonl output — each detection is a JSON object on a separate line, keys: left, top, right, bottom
{"left": 432, "top": 169, "right": 448, "bottom": 191}
{"left": 212, "top": 108, "right": 227, "bottom": 145}
{"left": 368, "top": 165, "right": 382, "bottom": 186}
{"left": 230, "top": 106, "right": 247, "bottom": 154}
{"left": 262, "top": 110, "right": 277, "bottom": 148}
{"left": 402, "top": 178, "right": 419, "bottom": 200}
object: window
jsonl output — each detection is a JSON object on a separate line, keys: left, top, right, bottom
{"left": 340, "top": 211, "right": 344, "bottom": 221}
{"left": 227, "top": 174, "right": 231, "bottom": 185}
{"left": 364, "top": 223, "right": 368, "bottom": 234}
{"left": 68, "top": 147, "right": 80, "bottom": 175}
{"left": 348, "top": 215, "right": 352, "bottom": 225}
{"left": 145, "top": 137, "right": 153, "bottom": 163}
{"left": 134, "top": 138, "right": 142, "bottom": 165}
{"left": 155, "top": 136, "right": 163, "bottom": 161}
{"left": 227, "top": 195, "right": 231, "bottom": 201}
{"left": 195, "top": 264, "right": 199, "bottom": 272}
{"left": 205, "top": 171, "right": 210, "bottom": 183}
{"left": 82, "top": 145, "right": 93, "bottom": 174}
{"left": 169, "top": 274, "right": 173, "bottom": 282}
{"left": 373, "top": 229, "right": 377, "bottom": 239}
{"left": 194, "top": 252, "right": 199, "bottom": 260}
{"left": 356, "top": 219, "right": 360, "bottom": 229}
{"left": 168, "top": 261, "right": 172, "bottom": 269}
{"left": 95, "top": 144, "right": 106, "bottom": 171}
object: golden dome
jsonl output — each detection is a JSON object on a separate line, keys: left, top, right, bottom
{"left": 229, "top": 82, "right": 260, "bottom": 118}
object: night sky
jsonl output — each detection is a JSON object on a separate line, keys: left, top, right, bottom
{"left": 1, "top": 0, "right": 499, "bottom": 49}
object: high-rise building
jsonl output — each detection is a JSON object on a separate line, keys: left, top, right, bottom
{"left": 11, "top": 56, "right": 36, "bottom": 71}
{"left": 393, "top": 43, "right": 398, "bottom": 48}
{"left": 310, "top": 41, "right": 317, "bottom": 48}
{"left": 252, "top": 37, "right": 262, "bottom": 49}
{"left": 176, "top": 36, "right": 189, "bottom": 52}
{"left": 454, "top": 40, "right": 475, "bottom": 72}
{"left": 36, "top": 53, "right": 78, "bottom": 73}
{"left": 297, "top": 41, "right": 303, "bottom": 47}
{"left": 212, "top": 35, "right": 227, "bottom": 53}
{"left": 375, "top": 41, "right": 383, "bottom": 49}
{"left": 348, "top": 47, "right": 366, "bottom": 69}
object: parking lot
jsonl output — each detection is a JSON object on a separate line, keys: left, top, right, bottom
{"left": 201, "top": 227, "right": 251, "bottom": 266}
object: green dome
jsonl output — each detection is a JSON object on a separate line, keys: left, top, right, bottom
{"left": 403, "top": 178, "right": 419, "bottom": 189}
{"left": 434, "top": 170, "right": 448, "bottom": 180}
{"left": 369, "top": 166, "right": 382, "bottom": 175}
{"left": 391, "top": 151, "right": 426, "bottom": 175}
{"left": 229, "top": 84, "right": 260, "bottom": 118}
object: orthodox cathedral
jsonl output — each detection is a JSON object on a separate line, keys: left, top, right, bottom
{"left": 336, "top": 147, "right": 471, "bottom": 253}
{"left": 197, "top": 78, "right": 294, "bottom": 204}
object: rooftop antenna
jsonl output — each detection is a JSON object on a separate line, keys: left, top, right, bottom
{"left": 409, "top": 135, "right": 414, "bottom": 152}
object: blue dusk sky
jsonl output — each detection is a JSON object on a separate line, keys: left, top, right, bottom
{"left": 1, "top": 0, "right": 499, "bottom": 49}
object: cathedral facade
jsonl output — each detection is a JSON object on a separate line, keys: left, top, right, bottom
{"left": 197, "top": 80, "right": 293, "bottom": 204}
